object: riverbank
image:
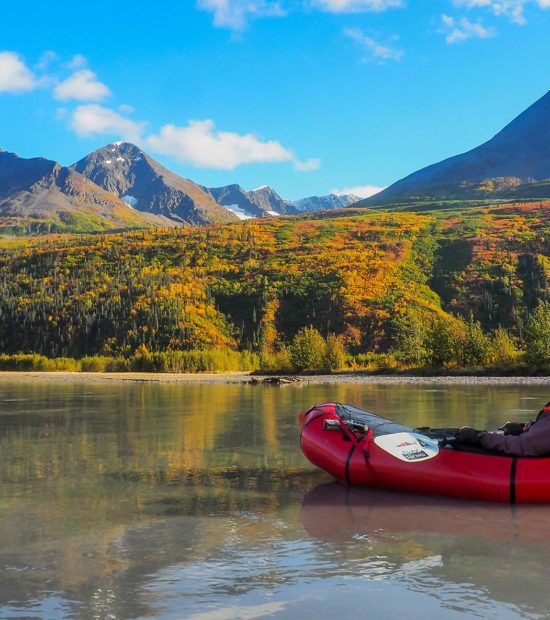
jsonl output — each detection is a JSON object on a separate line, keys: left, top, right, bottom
{"left": 1, "top": 371, "right": 550, "bottom": 385}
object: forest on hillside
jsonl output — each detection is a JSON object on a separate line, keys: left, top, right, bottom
{"left": 0, "top": 203, "right": 549, "bottom": 372}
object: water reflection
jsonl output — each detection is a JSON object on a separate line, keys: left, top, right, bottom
{"left": 1, "top": 380, "right": 550, "bottom": 618}
{"left": 302, "top": 482, "right": 550, "bottom": 619}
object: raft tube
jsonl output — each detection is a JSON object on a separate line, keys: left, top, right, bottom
{"left": 299, "top": 402, "right": 550, "bottom": 503}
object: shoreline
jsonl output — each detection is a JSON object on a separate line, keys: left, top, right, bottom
{"left": 0, "top": 371, "right": 550, "bottom": 385}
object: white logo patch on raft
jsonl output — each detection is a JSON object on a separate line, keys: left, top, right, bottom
{"left": 374, "top": 432, "right": 440, "bottom": 463}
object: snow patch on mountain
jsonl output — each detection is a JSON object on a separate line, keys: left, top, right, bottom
{"left": 332, "top": 185, "right": 385, "bottom": 199}
{"left": 122, "top": 195, "right": 138, "bottom": 208}
{"left": 223, "top": 204, "right": 254, "bottom": 220}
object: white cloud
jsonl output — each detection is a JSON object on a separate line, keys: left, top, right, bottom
{"left": 4, "top": 46, "right": 317, "bottom": 173}
{"left": 65, "top": 103, "right": 320, "bottom": 172}
{"left": 70, "top": 104, "right": 146, "bottom": 143}
{"left": 332, "top": 185, "right": 385, "bottom": 198}
{"left": 440, "top": 14, "right": 495, "bottom": 42}
{"left": 294, "top": 157, "right": 321, "bottom": 171}
{"left": 312, "top": 0, "right": 403, "bottom": 12}
{"left": 147, "top": 119, "right": 319, "bottom": 170}
{"left": 36, "top": 50, "right": 58, "bottom": 70}
{"left": 67, "top": 54, "right": 88, "bottom": 69}
{"left": 452, "top": 0, "right": 550, "bottom": 24}
{"left": 187, "top": 601, "right": 287, "bottom": 620}
{"left": 0, "top": 51, "right": 38, "bottom": 93}
{"left": 344, "top": 28, "right": 403, "bottom": 62}
{"left": 453, "top": 0, "right": 526, "bottom": 23}
{"left": 197, "top": 0, "right": 285, "bottom": 30}
{"left": 54, "top": 69, "right": 111, "bottom": 101}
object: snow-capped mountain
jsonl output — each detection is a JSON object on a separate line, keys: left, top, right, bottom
{"left": 205, "top": 184, "right": 360, "bottom": 219}
{"left": 291, "top": 193, "right": 361, "bottom": 212}
{"left": 72, "top": 142, "right": 237, "bottom": 226}
{"left": 205, "top": 184, "right": 296, "bottom": 219}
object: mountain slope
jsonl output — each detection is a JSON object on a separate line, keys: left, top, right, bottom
{"left": 72, "top": 142, "right": 238, "bottom": 225}
{"left": 0, "top": 150, "right": 172, "bottom": 234}
{"left": 362, "top": 89, "right": 550, "bottom": 207}
{"left": 248, "top": 185, "right": 296, "bottom": 215}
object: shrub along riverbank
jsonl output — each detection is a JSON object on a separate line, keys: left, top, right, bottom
{"left": 1, "top": 305, "right": 549, "bottom": 374}
{"left": 0, "top": 348, "right": 259, "bottom": 373}
{"left": 0, "top": 351, "right": 542, "bottom": 375}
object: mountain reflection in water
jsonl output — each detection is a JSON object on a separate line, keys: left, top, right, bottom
{"left": 0, "top": 380, "right": 549, "bottom": 619}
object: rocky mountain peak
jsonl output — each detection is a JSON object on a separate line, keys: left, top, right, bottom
{"left": 72, "top": 144, "right": 237, "bottom": 226}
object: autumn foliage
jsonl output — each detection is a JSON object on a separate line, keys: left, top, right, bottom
{"left": 0, "top": 201, "right": 549, "bottom": 372}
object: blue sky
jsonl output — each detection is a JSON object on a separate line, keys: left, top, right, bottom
{"left": 1, "top": 1, "right": 550, "bottom": 200}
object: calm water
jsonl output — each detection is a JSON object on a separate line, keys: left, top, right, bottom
{"left": 1, "top": 379, "right": 550, "bottom": 620}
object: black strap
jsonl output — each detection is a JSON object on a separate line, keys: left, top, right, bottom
{"left": 510, "top": 457, "right": 518, "bottom": 505}
{"left": 345, "top": 445, "right": 356, "bottom": 485}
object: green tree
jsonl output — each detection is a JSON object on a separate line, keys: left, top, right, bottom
{"left": 393, "top": 309, "right": 429, "bottom": 367}
{"left": 323, "top": 333, "right": 347, "bottom": 371}
{"left": 425, "top": 318, "right": 460, "bottom": 368}
{"left": 458, "top": 316, "right": 490, "bottom": 367}
{"left": 290, "top": 326, "right": 326, "bottom": 371}
{"left": 525, "top": 302, "right": 550, "bottom": 367}
{"left": 487, "top": 326, "right": 520, "bottom": 369}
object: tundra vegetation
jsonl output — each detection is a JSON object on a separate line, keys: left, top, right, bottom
{"left": 0, "top": 202, "right": 549, "bottom": 374}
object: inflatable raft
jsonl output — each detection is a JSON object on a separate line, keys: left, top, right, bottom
{"left": 299, "top": 402, "right": 550, "bottom": 503}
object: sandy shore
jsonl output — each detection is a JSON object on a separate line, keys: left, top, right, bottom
{"left": 0, "top": 371, "right": 550, "bottom": 385}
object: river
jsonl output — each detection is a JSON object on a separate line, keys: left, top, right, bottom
{"left": 0, "top": 379, "right": 549, "bottom": 619}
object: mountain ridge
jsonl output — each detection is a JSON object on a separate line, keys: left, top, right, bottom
{"left": 292, "top": 193, "right": 361, "bottom": 212}
{"left": 0, "top": 149, "right": 173, "bottom": 234}
{"left": 0, "top": 142, "right": 367, "bottom": 234}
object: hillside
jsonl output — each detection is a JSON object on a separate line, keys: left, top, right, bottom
{"left": 362, "top": 89, "right": 550, "bottom": 208}
{"left": 1, "top": 201, "right": 548, "bottom": 360}
{"left": 430, "top": 201, "right": 550, "bottom": 329}
{"left": 0, "top": 209, "right": 439, "bottom": 357}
